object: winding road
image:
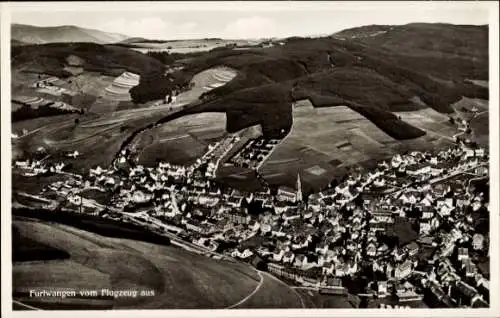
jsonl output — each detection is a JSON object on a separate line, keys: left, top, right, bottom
{"left": 225, "top": 270, "right": 265, "bottom": 309}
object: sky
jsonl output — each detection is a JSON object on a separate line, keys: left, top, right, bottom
{"left": 8, "top": 2, "right": 492, "bottom": 40}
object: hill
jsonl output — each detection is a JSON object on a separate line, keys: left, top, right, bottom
{"left": 10, "top": 23, "right": 489, "bottom": 161}
{"left": 11, "top": 39, "right": 28, "bottom": 47}
{"left": 332, "top": 24, "right": 394, "bottom": 40}
{"left": 167, "top": 23, "right": 487, "bottom": 138}
{"left": 11, "top": 24, "right": 129, "bottom": 44}
{"left": 336, "top": 23, "right": 488, "bottom": 61}
{"left": 118, "top": 37, "right": 153, "bottom": 44}
{"left": 12, "top": 218, "right": 305, "bottom": 309}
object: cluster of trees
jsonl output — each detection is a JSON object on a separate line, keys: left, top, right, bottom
{"left": 130, "top": 70, "right": 192, "bottom": 104}
{"left": 12, "top": 102, "right": 82, "bottom": 122}
{"left": 146, "top": 51, "right": 177, "bottom": 65}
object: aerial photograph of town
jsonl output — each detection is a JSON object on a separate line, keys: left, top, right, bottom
{"left": 3, "top": 1, "right": 497, "bottom": 315}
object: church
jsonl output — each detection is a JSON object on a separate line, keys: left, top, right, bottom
{"left": 277, "top": 173, "right": 304, "bottom": 203}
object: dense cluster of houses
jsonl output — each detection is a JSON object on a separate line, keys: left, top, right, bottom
{"left": 229, "top": 137, "right": 281, "bottom": 169}
{"left": 18, "top": 129, "right": 490, "bottom": 309}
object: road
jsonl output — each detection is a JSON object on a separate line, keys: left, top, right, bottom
{"left": 225, "top": 270, "right": 265, "bottom": 309}
{"left": 12, "top": 300, "right": 40, "bottom": 311}
{"left": 262, "top": 271, "right": 306, "bottom": 308}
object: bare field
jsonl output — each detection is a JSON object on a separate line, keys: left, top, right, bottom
{"left": 13, "top": 219, "right": 281, "bottom": 309}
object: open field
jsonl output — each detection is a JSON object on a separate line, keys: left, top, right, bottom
{"left": 135, "top": 113, "right": 227, "bottom": 166}
{"left": 233, "top": 272, "right": 305, "bottom": 308}
{"left": 12, "top": 114, "right": 80, "bottom": 136}
{"left": 12, "top": 219, "right": 305, "bottom": 309}
{"left": 396, "top": 107, "right": 457, "bottom": 141}
{"left": 173, "top": 66, "right": 238, "bottom": 106}
{"left": 258, "top": 103, "right": 457, "bottom": 192}
{"left": 126, "top": 39, "right": 262, "bottom": 54}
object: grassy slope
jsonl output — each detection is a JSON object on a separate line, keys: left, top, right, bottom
{"left": 13, "top": 219, "right": 302, "bottom": 309}
{"left": 234, "top": 272, "right": 305, "bottom": 308}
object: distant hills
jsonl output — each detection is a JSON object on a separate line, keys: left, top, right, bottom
{"left": 11, "top": 23, "right": 489, "bottom": 140}
{"left": 11, "top": 23, "right": 129, "bottom": 44}
{"left": 333, "top": 23, "right": 488, "bottom": 61}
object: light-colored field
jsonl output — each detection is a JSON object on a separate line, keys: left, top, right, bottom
{"left": 465, "top": 79, "right": 488, "bottom": 88}
{"left": 89, "top": 72, "right": 140, "bottom": 113}
{"left": 103, "top": 72, "right": 140, "bottom": 101}
{"left": 13, "top": 219, "right": 304, "bottom": 309}
{"left": 259, "top": 104, "right": 458, "bottom": 192}
{"left": 396, "top": 107, "right": 457, "bottom": 140}
{"left": 129, "top": 39, "right": 262, "bottom": 54}
{"left": 172, "top": 66, "right": 238, "bottom": 106}
{"left": 68, "top": 72, "right": 115, "bottom": 98}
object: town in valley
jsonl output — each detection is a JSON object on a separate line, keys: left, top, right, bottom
{"left": 8, "top": 5, "right": 492, "bottom": 311}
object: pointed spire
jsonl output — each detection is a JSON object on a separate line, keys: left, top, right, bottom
{"left": 296, "top": 172, "right": 303, "bottom": 202}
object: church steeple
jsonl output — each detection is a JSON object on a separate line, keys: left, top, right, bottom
{"left": 296, "top": 172, "right": 303, "bottom": 202}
